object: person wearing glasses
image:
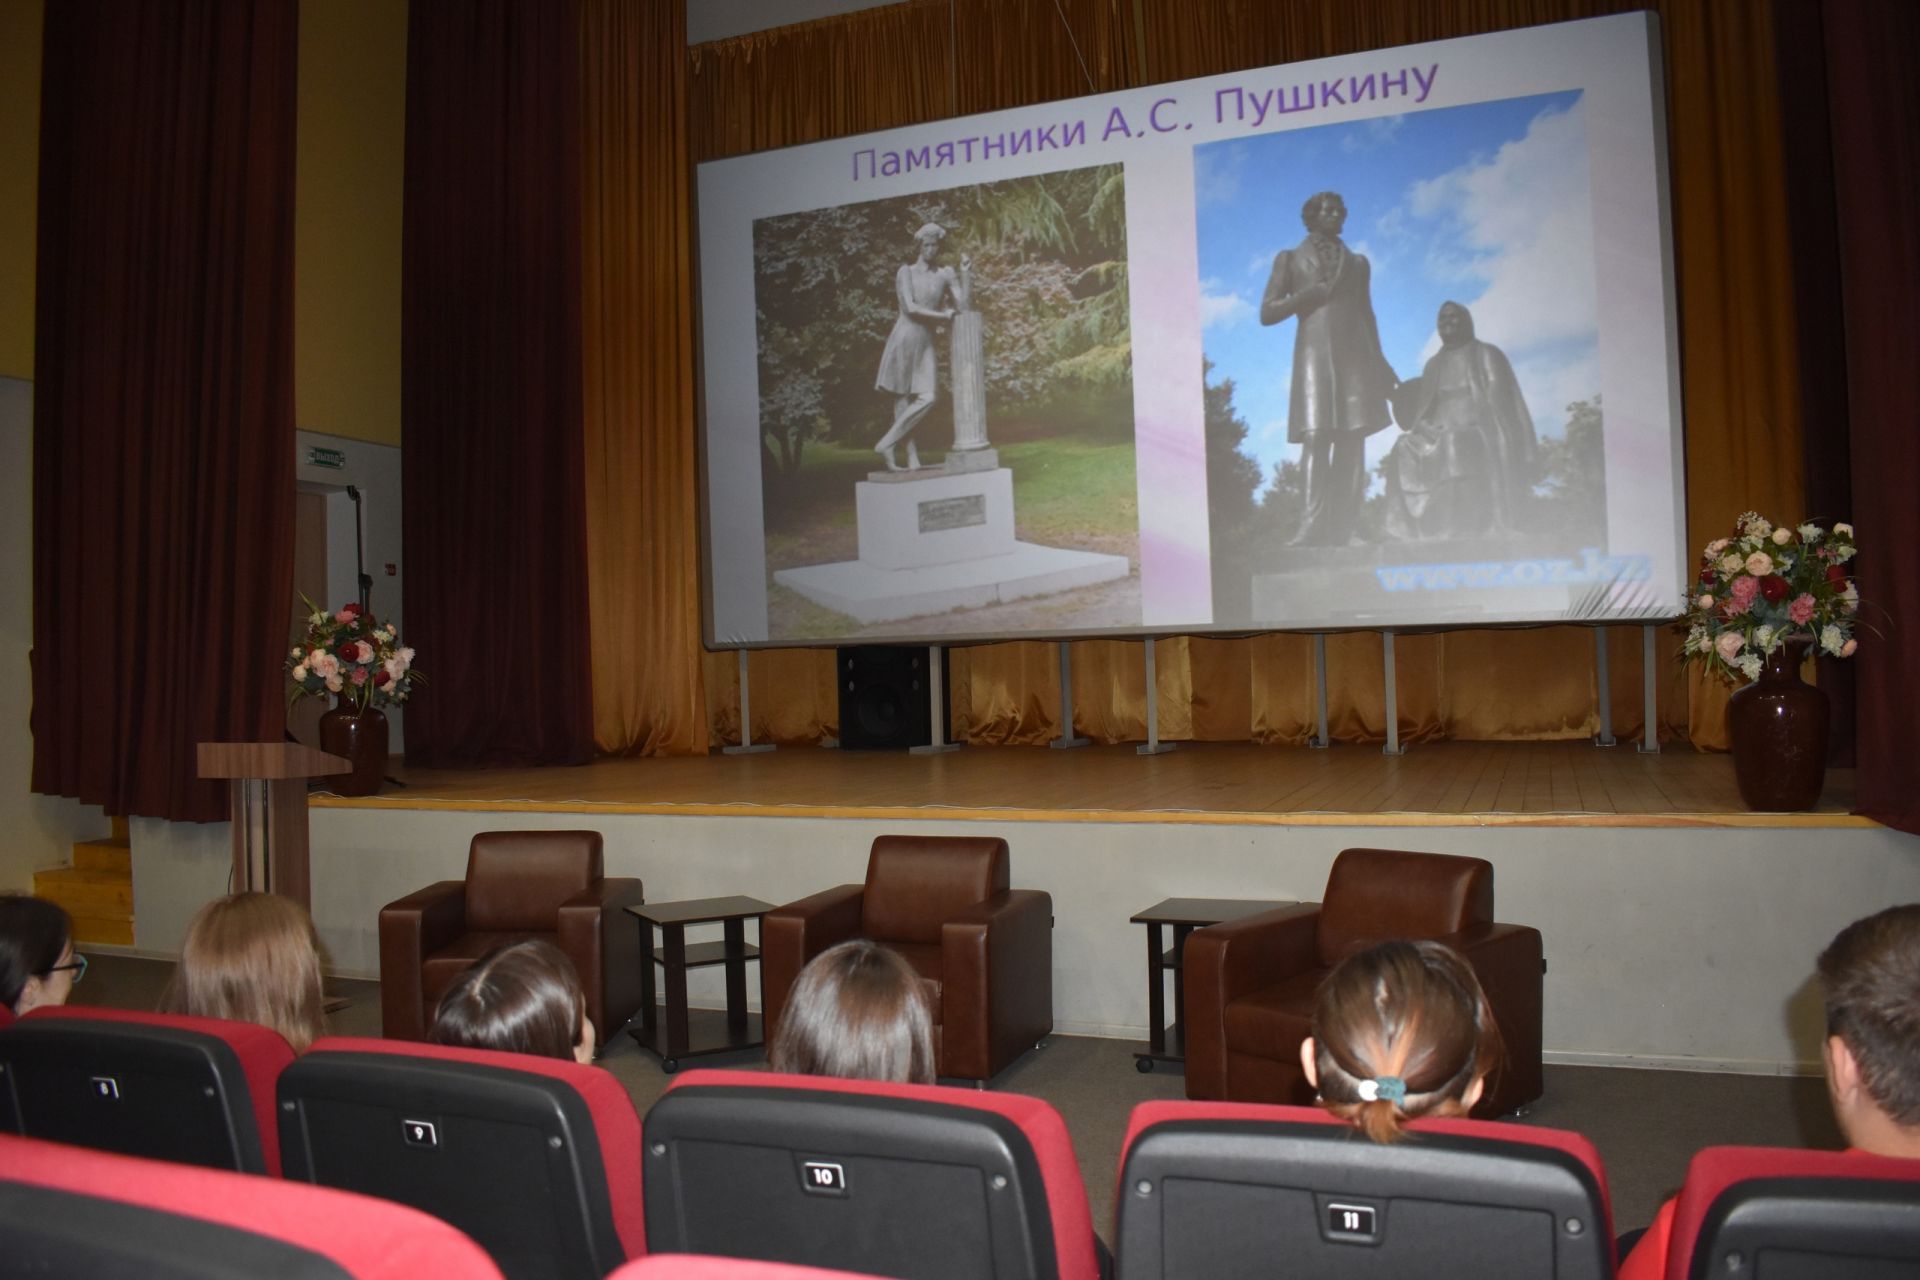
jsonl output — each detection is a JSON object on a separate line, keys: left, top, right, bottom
{"left": 0, "top": 894, "right": 84, "bottom": 1017}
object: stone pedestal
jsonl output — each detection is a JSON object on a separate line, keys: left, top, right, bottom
{"left": 856, "top": 468, "right": 1014, "bottom": 570}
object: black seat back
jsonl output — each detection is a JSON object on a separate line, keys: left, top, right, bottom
{"left": 1115, "top": 1102, "right": 1613, "bottom": 1280}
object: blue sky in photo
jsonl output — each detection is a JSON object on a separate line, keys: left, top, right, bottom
{"left": 1193, "top": 90, "right": 1597, "bottom": 487}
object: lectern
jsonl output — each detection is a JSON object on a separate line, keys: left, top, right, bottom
{"left": 197, "top": 742, "right": 350, "bottom": 910}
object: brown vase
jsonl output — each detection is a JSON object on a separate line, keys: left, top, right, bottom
{"left": 1726, "top": 642, "right": 1829, "bottom": 811}
{"left": 318, "top": 701, "right": 389, "bottom": 797}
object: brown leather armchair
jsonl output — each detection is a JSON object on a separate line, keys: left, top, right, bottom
{"left": 1184, "top": 847, "right": 1543, "bottom": 1115}
{"left": 377, "top": 830, "right": 645, "bottom": 1045}
{"left": 761, "top": 835, "right": 1053, "bottom": 1084}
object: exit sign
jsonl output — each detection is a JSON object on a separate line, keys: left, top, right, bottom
{"left": 307, "top": 446, "right": 346, "bottom": 470}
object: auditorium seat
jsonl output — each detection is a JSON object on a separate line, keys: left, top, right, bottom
{"left": 1661, "top": 1145, "right": 1920, "bottom": 1278}
{"left": 278, "top": 1036, "right": 645, "bottom": 1280}
{"left": 1183, "top": 845, "right": 1544, "bottom": 1114}
{"left": 0, "top": 1004, "right": 293, "bottom": 1173}
{"left": 0, "top": 1131, "right": 504, "bottom": 1278}
{"left": 761, "top": 834, "right": 1052, "bottom": 1083}
{"left": 1113, "top": 1100, "right": 1613, "bottom": 1280}
{"left": 377, "top": 829, "right": 645, "bottom": 1043}
{"left": 611, "top": 1259, "right": 880, "bottom": 1280}
{"left": 642, "top": 1067, "right": 1101, "bottom": 1280}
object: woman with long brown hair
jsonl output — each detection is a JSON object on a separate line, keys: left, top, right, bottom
{"left": 163, "top": 892, "right": 327, "bottom": 1052}
{"left": 770, "top": 939, "right": 936, "bottom": 1085}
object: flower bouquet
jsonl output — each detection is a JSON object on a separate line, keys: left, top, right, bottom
{"left": 1678, "top": 513, "right": 1859, "bottom": 683}
{"left": 287, "top": 598, "right": 421, "bottom": 712}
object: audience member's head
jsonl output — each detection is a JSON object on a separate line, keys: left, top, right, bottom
{"left": 1817, "top": 904, "right": 1920, "bottom": 1156}
{"left": 770, "top": 939, "right": 935, "bottom": 1084}
{"left": 430, "top": 939, "right": 596, "bottom": 1064}
{"left": 163, "top": 892, "right": 327, "bottom": 1052}
{"left": 0, "top": 895, "right": 81, "bottom": 1015}
{"left": 1302, "top": 939, "right": 1501, "bottom": 1143}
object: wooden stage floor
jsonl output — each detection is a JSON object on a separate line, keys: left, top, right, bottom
{"left": 311, "top": 740, "right": 1868, "bottom": 829}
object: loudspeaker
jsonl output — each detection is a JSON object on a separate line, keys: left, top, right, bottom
{"left": 837, "top": 646, "right": 947, "bottom": 750}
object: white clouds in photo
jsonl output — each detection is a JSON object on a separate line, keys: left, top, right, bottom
{"left": 1341, "top": 114, "right": 1407, "bottom": 153}
{"left": 1199, "top": 279, "right": 1254, "bottom": 331}
{"left": 1403, "top": 99, "right": 1597, "bottom": 357}
{"left": 1194, "top": 143, "right": 1245, "bottom": 207}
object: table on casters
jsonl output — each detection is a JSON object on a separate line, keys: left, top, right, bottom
{"left": 625, "top": 895, "right": 773, "bottom": 1074}
{"left": 1130, "top": 897, "right": 1290, "bottom": 1073}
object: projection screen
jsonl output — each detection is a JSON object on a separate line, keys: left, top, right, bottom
{"left": 698, "top": 12, "right": 1685, "bottom": 649}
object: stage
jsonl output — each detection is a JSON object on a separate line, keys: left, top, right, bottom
{"left": 308, "top": 739, "right": 1868, "bottom": 830}
{"left": 257, "top": 739, "right": 1920, "bottom": 1078}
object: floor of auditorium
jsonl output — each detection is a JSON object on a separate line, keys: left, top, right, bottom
{"left": 80, "top": 954, "right": 1842, "bottom": 1237}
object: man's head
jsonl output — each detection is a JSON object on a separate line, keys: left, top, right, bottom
{"left": 1436, "top": 301, "right": 1476, "bottom": 347}
{"left": 1818, "top": 905, "right": 1920, "bottom": 1153}
{"left": 1300, "top": 191, "right": 1347, "bottom": 236}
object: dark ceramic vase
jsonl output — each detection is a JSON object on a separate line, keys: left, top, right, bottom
{"left": 1726, "top": 642, "right": 1829, "bottom": 811}
{"left": 318, "top": 701, "right": 389, "bottom": 797}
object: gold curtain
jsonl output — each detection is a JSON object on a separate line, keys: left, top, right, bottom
{"left": 664, "top": 0, "right": 1797, "bottom": 753}
{"left": 580, "top": 0, "right": 710, "bottom": 754}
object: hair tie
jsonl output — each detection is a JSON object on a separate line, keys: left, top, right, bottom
{"left": 1356, "top": 1076, "right": 1407, "bottom": 1104}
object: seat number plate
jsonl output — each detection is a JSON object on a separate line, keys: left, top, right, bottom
{"left": 800, "top": 1161, "right": 847, "bottom": 1196}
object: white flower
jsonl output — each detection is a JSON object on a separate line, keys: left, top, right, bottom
{"left": 1835, "top": 522, "right": 1853, "bottom": 537}
{"left": 1771, "top": 527, "right": 1792, "bottom": 545}
{"left": 1754, "top": 624, "right": 1776, "bottom": 651}
{"left": 1718, "top": 553, "right": 1745, "bottom": 575}
{"left": 1821, "top": 625, "right": 1845, "bottom": 656}
{"left": 1836, "top": 544, "right": 1855, "bottom": 562}
{"left": 292, "top": 664, "right": 308, "bottom": 681}
{"left": 1744, "top": 551, "right": 1774, "bottom": 576}
{"left": 1738, "top": 512, "right": 1769, "bottom": 536}
{"left": 1797, "top": 523, "right": 1820, "bottom": 541}
{"left": 1706, "top": 538, "right": 1730, "bottom": 556}
{"left": 1738, "top": 655, "right": 1763, "bottom": 681}
{"left": 1687, "top": 625, "right": 1708, "bottom": 653}
{"left": 1696, "top": 594, "right": 1715, "bottom": 609}
{"left": 324, "top": 674, "right": 344, "bottom": 694}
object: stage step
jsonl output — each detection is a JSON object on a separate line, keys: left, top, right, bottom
{"left": 35, "top": 818, "right": 134, "bottom": 947}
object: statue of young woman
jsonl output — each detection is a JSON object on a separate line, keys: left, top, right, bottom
{"left": 873, "top": 222, "right": 969, "bottom": 472}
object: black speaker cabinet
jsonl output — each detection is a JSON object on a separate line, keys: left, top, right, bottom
{"left": 837, "top": 646, "right": 948, "bottom": 750}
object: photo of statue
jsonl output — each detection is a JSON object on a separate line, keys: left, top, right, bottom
{"left": 1193, "top": 90, "right": 1610, "bottom": 627}
{"left": 750, "top": 165, "right": 1138, "bottom": 639}
{"left": 873, "top": 223, "right": 971, "bottom": 472}
{"left": 1382, "top": 300, "right": 1538, "bottom": 541}
{"left": 1258, "top": 191, "right": 1400, "bottom": 547}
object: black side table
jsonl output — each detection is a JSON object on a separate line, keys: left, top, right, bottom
{"left": 625, "top": 895, "right": 772, "bottom": 1073}
{"left": 1130, "top": 897, "right": 1289, "bottom": 1072}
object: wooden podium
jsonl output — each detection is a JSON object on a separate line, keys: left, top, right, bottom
{"left": 197, "top": 742, "right": 351, "bottom": 909}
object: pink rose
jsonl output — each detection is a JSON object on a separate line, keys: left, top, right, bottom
{"left": 354, "top": 640, "right": 375, "bottom": 663}
{"left": 310, "top": 652, "right": 340, "bottom": 679}
{"left": 1840, "top": 638, "right": 1858, "bottom": 657}
{"left": 1744, "top": 551, "right": 1774, "bottom": 576}
{"left": 1730, "top": 575, "right": 1759, "bottom": 605}
{"left": 324, "top": 674, "right": 344, "bottom": 694}
{"left": 1715, "top": 632, "right": 1745, "bottom": 661}
{"left": 1705, "top": 538, "right": 1730, "bottom": 556}
{"left": 1788, "top": 593, "right": 1815, "bottom": 625}
{"left": 334, "top": 607, "right": 357, "bottom": 624}
{"left": 350, "top": 667, "right": 369, "bottom": 686}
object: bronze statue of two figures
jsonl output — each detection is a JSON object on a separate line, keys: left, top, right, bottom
{"left": 1261, "top": 191, "right": 1536, "bottom": 547}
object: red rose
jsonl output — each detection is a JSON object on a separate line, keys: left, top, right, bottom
{"left": 1699, "top": 569, "right": 1717, "bottom": 587}
{"left": 1759, "top": 574, "right": 1790, "bottom": 603}
{"left": 337, "top": 644, "right": 360, "bottom": 663}
{"left": 341, "top": 602, "right": 362, "bottom": 616}
{"left": 1826, "top": 563, "right": 1848, "bottom": 585}
{"left": 374, "top": 670, "right": 391, "bottom": 686}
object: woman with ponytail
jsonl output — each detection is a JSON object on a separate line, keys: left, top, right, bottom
{"left": 1299, "top": 938, "right": 1502, "bottom": 1143}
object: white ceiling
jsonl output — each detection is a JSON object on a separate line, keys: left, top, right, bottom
{"left": 688, "top": 0, "right": 909, "bottom": 46}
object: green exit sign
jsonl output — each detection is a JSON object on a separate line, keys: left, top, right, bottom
{"left": 307, "top": 447, "right": 346, "bottom": 470}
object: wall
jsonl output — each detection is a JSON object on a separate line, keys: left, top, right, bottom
{"left": 294, "top": 0, "right": 407, "bottom": 445}
{"left": 0, "top": 0, "right": 42, "bottom": 379}
{"left": 0, "top": 376, "right": 111, "bottom": 893}
{"left": 299, "top": 805, "right": 1920, "bottom": 1073}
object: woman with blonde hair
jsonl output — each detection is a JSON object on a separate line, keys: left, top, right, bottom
{"left": 1300, "top": 938, "right": 1502, "bottom": 1143}
{"left": 770, "top": 938, "right": 936, "bottom": 1084}
{"left": 163, "top": 892, "right": 327, "bottom": 1052}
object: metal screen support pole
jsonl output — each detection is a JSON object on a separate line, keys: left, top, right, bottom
{"left": 910, "top": 645, "right": 960, "bottom": 754}
{"left": 1638, "top": 625, "right": 1661, "bottom": 754}
{"left": 1382, "top": 631, "right": 1407, "bottom": 756}
{"left": 1593, "top": 627, "right": 1618, "bottom": 746}
{"left": 1308, "top": 634, "right": 1331, "bottom": 749}
{"left": 1137, "top": 637, "right": 1175, "bottom": 755}
{"left": 723, "top": 649, "right": 775, "bottom": 754}
{"left": 1050, "top": 641, "right": 1091, "bottom": 749}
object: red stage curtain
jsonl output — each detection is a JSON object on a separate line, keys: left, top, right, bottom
{"left": 401, "top": 0, "right": 596, "bottom": 767}
{"left": 1822, "top": 0, "right": 1920, "bottom": 836}
{"left": 31, "top": 0, "right": 298, "bottom": 823}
